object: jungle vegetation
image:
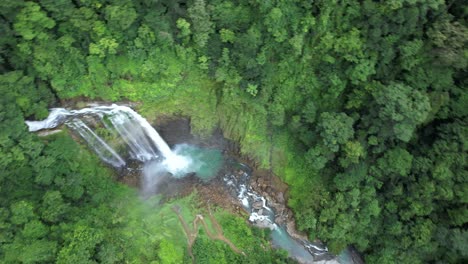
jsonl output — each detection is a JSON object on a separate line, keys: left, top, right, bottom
{"left": 0, "top": 0, "right": 466, "bottom": 263}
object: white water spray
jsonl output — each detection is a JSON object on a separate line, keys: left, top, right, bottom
{"left": 67, "top": 119, "right": 126, "bottom": 168}
{"left": 26, "top": 108, "right": 71, "bottom": 132}
{"left": 224, "top": 170, "right": 317, "bottom": 263}
{"left": 25, "top": 104, "right": 192, "bottom": 180}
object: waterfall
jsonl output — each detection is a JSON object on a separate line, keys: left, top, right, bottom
{"left": 26, "top": 108, "right": 71, "bottom": 132}
{"left": 115, "top": 106, "right": 173, "bottom": 158}
{"left": 106, "top": 109, "right": 159, "bottom": 161}
{"left": 25, "top": 104, "right": 191, "bottom": 175}
{"left": 67, "top": 119, "right": 126, "bottom": 168}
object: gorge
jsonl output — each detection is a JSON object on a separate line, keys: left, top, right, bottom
{"left": 1, "top": 1, "right": 465, "bottom": 263}
{"left": 26, "top": 104, "right": 356, "bottom": 264}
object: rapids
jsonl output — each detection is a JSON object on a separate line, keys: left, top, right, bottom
{"left": 224, "top": 165, "right": 330, "bottom": 263}
{"left": 26, "top": 104, "right": 358, "bottom": 264}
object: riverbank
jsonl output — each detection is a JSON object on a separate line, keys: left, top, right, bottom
{"left": 40, "top": 101, "right": 361, "bottom": 263}
{"left": 147, "top": 113, "right": 350, "bottom": 263}
{"left": 151, "top": 113, "right": 366, "bottom": 264}
{"left": 152, "top": 114, "right": 297, "bottom": 232}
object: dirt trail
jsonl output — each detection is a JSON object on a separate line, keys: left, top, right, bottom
{"left": 172, "top": 205, "right": 245, "bottom": 262}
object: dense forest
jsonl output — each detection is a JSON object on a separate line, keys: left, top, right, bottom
{"left": 1, "top": 0, "right": 467, "bottom": 263}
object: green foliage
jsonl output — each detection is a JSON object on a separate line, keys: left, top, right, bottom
{"left": 377, "top": 148, "right": 413, "bottom": 177}
{"left": 192, "top": 210, "right": 296, "bottom": 263}
{"left": 188, "top": 0, "right": 213, "bottom": 49}
{"left": 176, "top": 18, "right": 191, "bottom": 42}
{"left": 374, "top": 83, "right": 431, "bottom": 142}
{"left": 202, "top": 1, "right": 466, "bottom": 263}
{"left": 220, "top": 28, "right": 235, "bottom": 43}
{"left": 10, "top": 201, "right": 36, "bottom": 225}
{"left": 14, "top": 2, "right": 55, "bottom": 41}
{"left": 41, "top": 191, "right": 69, "bottom": 223}
{"left": 158, "top": 239, "right": 181, "bottom": 264}
{"left": 318, "top": 112, "right": 355, "bottom": 152}
{"left": 0, "top": 0, "right": 466, "bottom": 263}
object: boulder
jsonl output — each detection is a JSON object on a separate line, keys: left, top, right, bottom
{"left": 276, "top": 192, "right": 285, "bottom": 203}
{"left": 255, "top": 219, "right": 275, "bottom": 229}
{"left": 257, "top": 178, "right": 264, "bottom": 186}
{"left": 252, "top": 200, "right": 263, "bottom": 210}
{"left": 276, "top": 204, "right": 285, "bottom": 213}
{"left": 275, "top": 216, "right": 285, "bottom": 225}
{"left": 251, "top": 182, "right": 257, "bottom": 189}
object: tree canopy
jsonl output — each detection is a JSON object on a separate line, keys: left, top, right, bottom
{"left": 0, "top": 0, "right": 466, "bottom": 263}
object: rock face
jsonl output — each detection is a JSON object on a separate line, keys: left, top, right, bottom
{"left": 154, "top": 117, "right": 193, "bottom": 147}
{"left": 276, "top": 191, "right": 285, "bottom": 203}
{"left": 248, "top": 171, "right": 312, "bottom": 244}
{"left": 275, "top": 216, "right": 285, "bottom": 225}
{"left": 37, "top": 129, "right": 62, "bottom": 137}
{"left": 252, "top": 200, "right": 263, "bottom": 209}
{"left": 215, "top": 135, "right": 363, "bottom": 264}
{"left": 286, "top": 221, "right": 309, "bottom": 242}
{"left": 241, "top": 167, "right": 358, "bottom": 264}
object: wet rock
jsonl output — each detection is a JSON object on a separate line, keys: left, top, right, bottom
{"left": 254, "top": 219, "right": 275, "bottom": 229}
{"left": 276, "top": 192, "right": 285, "bottom": 203}
{"left": 251, "top": 182, "right": 257, "bottom": 189}
{"left": 252, "top": 200, "right": 263, "bottom": 210}
{"left": 276, "top": 204, "right": 285, "bottom": 213}
{"left": 81, "top": 115, "right": 100, "bottom": 128}
{"left": 154, "top": 117, "right": 193, "bottom": 147}
{"left": 229, "top": 189, "right": 237, "bottom": 197}
{"left": 257, "top": 178, "right": 264, "bottom": 186}
{"left": 286, "top": 221, "right": 309, "bottom": 241}
{"left": 275, "top": 216, "right": 285, "bottom": 225}
{"left": 37, "top": 129, "right": 63, "bottom": 137}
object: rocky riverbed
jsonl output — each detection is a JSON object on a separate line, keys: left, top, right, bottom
{"left": 118, "top": 114, "right": 359, "bottom": 264}
{"left": 37, "top": 103, "right": 361, "bottom": 264}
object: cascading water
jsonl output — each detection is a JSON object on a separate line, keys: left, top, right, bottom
{"left": 67, "top": 118, "right": 126, "bottom": 168}
{"left": 224, "top": 170, "right": 315, "bottom": 263}
{"left": 105, "top": 112, "right": 159, "bottom": 161}
{"left": 26, "top": 104, "right": 193, "bottom": 192}
{"left": 26, "top": 108, "right": 71, "bottom": 132}
{"left": 27, "top": 104, "right": 353, "bottom": 264}
{"left": 224, "top": 162, "right": 350, "bottom": 264}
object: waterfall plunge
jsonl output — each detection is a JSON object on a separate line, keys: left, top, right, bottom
{"left": 26, "top": 104, "right": 192, "bottom": 187}
{"left": 67, "top": 118, "right": 126, "bottom": 168}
